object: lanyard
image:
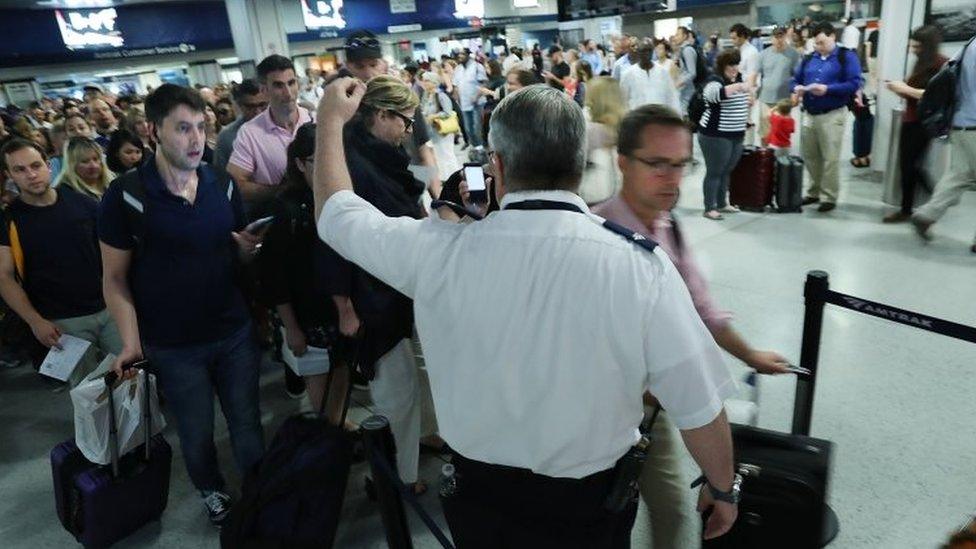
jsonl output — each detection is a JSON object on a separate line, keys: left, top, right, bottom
{"left": 504, "top": 199, "right": 659, "bottom": 255}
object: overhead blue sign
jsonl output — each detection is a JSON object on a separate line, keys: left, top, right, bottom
{"left": 0, "top": 1, "right": 233, "bottom": 68}
{"left": 288, "top": 0, "right": 487, "bottom": 42}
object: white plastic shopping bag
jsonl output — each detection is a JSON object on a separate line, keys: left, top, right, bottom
{"left": 70, "top": 357, "right": 166, "bottom": 465}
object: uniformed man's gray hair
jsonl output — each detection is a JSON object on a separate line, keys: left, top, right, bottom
{"left": 487, "top": 84, "right": 586, "bottom": 192}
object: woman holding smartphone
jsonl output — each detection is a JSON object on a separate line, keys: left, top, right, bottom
{"left": 882, "top": 25, "right": 947, "bottom": 223}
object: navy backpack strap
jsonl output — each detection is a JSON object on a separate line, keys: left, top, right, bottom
{"left": 119, "top": 168, "right": 147, "bottom": 256}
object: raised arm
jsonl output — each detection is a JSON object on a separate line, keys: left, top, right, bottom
{"left": 313, "top": 78, "right": 365, "bottom": 220}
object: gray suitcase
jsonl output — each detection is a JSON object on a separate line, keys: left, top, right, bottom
{"left": 775, "top": 155, "right": 804, "bottom": 213}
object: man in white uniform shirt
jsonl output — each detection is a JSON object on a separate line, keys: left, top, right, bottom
{"left": 314, "top": 80, "right": 739, "bottom": 547}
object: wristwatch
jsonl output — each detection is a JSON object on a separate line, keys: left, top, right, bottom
{"left": 691, "top": 473, "right": 743, "bottom": 504}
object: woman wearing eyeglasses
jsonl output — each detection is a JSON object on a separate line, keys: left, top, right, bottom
{"left": 321, "top": 75, "right": 428, "bottom": 494}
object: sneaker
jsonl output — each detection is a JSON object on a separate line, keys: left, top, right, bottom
{"left": 911, "top": 216, "right": 934, "bottom": 241}
{"left": 201, "top": 490, "right": 232, "bottom": 527}
{"left": 817, "top": 202, "right": 836, "bottom": 213}
{"left": 284, "top": 366, "right": 305, "bottom": 399}
{"left": 883, "top": 212, "right": 911, "bottom": 224}
{"left": 801, "top": 196, "right": 820, "bottom": 206}
{"left": 703, "top": 210, "right": 724, "bottom": 221}
{"left": 719, "top": 205, "right": 741, "bottom": 214}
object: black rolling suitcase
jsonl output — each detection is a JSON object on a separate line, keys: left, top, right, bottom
{"left": 774, "top": 155, "right": 804, "bottom": 213}
{"left": 703, "top": 367, "right": 838, "bottom": 548}
{"left": 221, "top": 339, "right": 357, "bottom": 549}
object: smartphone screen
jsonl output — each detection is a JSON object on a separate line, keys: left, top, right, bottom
{"left": 463, "top": 163, "right": 487, "bottom": 202}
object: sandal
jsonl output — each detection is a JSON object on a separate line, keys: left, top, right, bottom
{"left": 703, "top": 210, "right": 724, "bottom": 221}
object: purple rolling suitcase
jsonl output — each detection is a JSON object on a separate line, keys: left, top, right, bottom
{"left": 51, "top": 362, "right": 172, "bottom": 548}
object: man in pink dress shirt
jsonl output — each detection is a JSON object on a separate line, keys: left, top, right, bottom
{"left": 228, "top": 54, "right": 314, "bottom": 217}
{"left": 594, "top": 104, "right": 789, "bottom": 549}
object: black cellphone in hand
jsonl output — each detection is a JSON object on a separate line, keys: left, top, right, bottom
{"left": 463, "top": 163, "right": 487, "bottom": 203}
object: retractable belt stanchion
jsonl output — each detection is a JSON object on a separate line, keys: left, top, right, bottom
{"left": 790, "top": 269, "right": 976, "bottom": 546}
{"left": 361, "top": 415, "right": 413, "bottom": 549}
{"left": 793, "top": 270, "right": 828, "bottom": 437}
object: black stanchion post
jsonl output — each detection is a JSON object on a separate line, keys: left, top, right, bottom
{"left": 793, "top": 270, "right": 829, "bottom": 437}
{"left": 361, "top": 415, "right": 413, "bottom": 549}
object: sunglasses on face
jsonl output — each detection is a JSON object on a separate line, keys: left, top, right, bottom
{"left": 389, "top": 110, "right": 413, "bottom": 131}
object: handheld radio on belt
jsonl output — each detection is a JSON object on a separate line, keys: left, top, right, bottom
{"left": 604, "top": 406, "right": 661, "bottom": 513}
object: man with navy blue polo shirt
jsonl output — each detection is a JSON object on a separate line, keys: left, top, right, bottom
{"left": 98, "top": 84, "right": 266, "bottom": 527}
{"left": 792, "top": 22, "right": 862, "bottom": 212}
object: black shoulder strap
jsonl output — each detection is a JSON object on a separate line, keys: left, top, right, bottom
{"left": 601, "top": 219, "right": 659, "bottom": 254}
{"left": 119, "top": 168, "right": 147, "bottom": 257}
{"left": 504, "top": 199, "right": 659, "bottom": 254}
{"left": 669, "top": 212, "right": 684, "bottom": 259}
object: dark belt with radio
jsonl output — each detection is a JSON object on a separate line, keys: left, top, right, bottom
{"left": 604, "top": 406, "right": 661, "bottom": 513}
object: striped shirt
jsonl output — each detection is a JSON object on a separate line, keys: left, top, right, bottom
{"left": 699, "top": 78, "right": 749, "bottom": 138}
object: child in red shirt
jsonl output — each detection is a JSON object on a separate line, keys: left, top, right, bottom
{"left": 766, "top": 99, "right": 795, "bottom": 156}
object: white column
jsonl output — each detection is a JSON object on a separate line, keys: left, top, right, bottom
{"left": 871, "top": 0, "right": 925, "bottom": 168}
{"left": 187, "top": 61, "right": 223, "bottom": 87}
{"left": 225, "top": 0, "right": 291, "bottom": 68}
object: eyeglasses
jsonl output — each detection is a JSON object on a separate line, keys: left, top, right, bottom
{"left": 389, "top": 110, "right": 414, "bottom": 131}
{"left": 628, "top": 155, "right": 699, "bottom": 176}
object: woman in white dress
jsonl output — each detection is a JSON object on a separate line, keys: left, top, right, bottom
{"left": 419, "top": 71, "right": 462, "bottom": 181}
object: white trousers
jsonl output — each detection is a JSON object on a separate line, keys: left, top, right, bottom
{"left": 369, "top": 338, "right": 422, "bottom": 484}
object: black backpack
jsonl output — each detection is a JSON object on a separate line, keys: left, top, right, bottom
{"left": 918, "top": 35, "right": 976, "bottom": 138}
{"left": 682, "top": 44, "right": 711, "bottom": 88}
{"left": 687, "top": 75, "right": 723, "bottom": 132}
{"left": 220, "top": 362, "right": 355, "bottom": 549}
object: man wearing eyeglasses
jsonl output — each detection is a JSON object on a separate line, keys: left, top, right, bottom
{"left": 594, "top": 104, "right": 789, "bottom": 548}
{"left": 213, "top": 79, "right": 267, "bottom": 172}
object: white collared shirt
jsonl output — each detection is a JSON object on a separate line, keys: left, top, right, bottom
{"left": 318, "top": 189, "right": 735, "bottom": 478}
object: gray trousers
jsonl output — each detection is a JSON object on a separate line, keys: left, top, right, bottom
{"left": 53, "top": 308, "right": 123, "bottom": 387}
{"left": 699, "top": 134, "right": 745, "bottom": 211}
{"left": 914, "top": 130, "right": 976, "bottom": 228}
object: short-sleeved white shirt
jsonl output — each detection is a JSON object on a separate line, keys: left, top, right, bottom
{"left": 318, "top": 189, "right": 736, "bottom": 478}
{"left": 739, "top": 41, "right": 760, "bottom": 82}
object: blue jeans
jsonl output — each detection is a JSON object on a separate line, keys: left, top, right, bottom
{"left": 698, "top": 134, "right": 744, "bottom": 211}
{"left": 146, "top": 323, "right": 264, "bottom": 492}
{"left": 461, "top": 106, "right": 484, "bottom": 148}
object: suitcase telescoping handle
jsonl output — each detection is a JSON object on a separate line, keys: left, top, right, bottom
{"left": 103, "top": 359, "right": 152, "bottom": 477}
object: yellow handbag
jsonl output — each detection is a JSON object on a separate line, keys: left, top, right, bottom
{"left": 432, "top": 112, "right": 461, "bottom": 136}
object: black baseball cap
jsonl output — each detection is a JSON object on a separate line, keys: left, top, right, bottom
{"left": 344, "top": 30, "right": 382, "bottom": 63}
